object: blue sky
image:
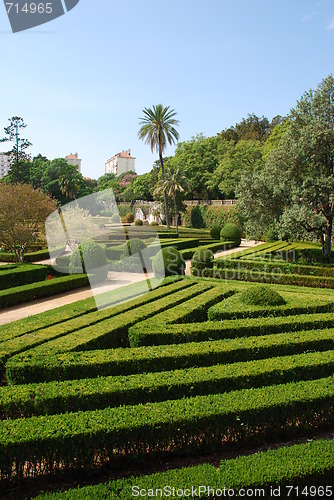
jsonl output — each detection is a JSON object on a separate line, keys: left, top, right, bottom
{"left": 0, "top": 0, "right": 334, "bottom": 179}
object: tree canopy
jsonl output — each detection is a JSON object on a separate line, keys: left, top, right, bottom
{"left": 237, "top": 74, "right": 334, "bottom": 259}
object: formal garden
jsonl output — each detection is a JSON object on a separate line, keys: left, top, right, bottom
{"left": 0, "top": 75, "right": 334, "bottom": 498}
{"left": 0, "top": 233, "right": 333, "bottom": 498}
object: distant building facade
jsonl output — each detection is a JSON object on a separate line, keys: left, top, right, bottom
{"left": 65, "top": 153, "right": 82, "bottom": 172}
{"left": 105, "top": 150, "right": 136, "bottom": 176}
{"left": 0, "top": 152, "right": 11, "bottom": 179}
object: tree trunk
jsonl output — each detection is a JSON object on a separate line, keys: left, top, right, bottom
{"left": 174, "top": 196, "right": 178, "bottom": 235}
{"left": 323, "top": 220, "right": 333, "bottom": 262}
{"left": 159, "top": 152, "right": 170, "bottom": 229}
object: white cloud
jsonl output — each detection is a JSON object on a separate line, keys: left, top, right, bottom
{"left": 327, "top": 16, "right": 334, "bottom": 29}
{"left": 302, "top": 11, "right": 317, "bottom": 22}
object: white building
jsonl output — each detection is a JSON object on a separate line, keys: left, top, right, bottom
{"left": 0, "top": 152, "right": 11, "bottom": 179}
{"left": 105, "top": 150, "right": 136, "bottom": 176}
{"left": 65, "top": 153, "right": 82, "bottom": 172}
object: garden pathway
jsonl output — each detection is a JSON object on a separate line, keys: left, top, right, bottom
{"left": 0, "top": 239, "right": 262, "bottom": 325}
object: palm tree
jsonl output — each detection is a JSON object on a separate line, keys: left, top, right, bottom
{"left": 138, "top": 104, "right": 179, "bottom": 229}
{"left": 154, "top": 166, "right": 187, "bottom": 235}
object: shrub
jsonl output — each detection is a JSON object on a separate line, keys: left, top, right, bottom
{"left": 210, "top": 225, "right": 221, "bottom": 240}
{"left": 111, "top": 214, "right": 120, "bottom": 223}
{"left": 220, "top": 223, "right": 242, "bottom": 245}
{"left": 152, "top": 247, "right": 185, "bottom": 277}
{"left": 150, "top": 221, "right": 159, "bottom": 226}
{"left": 134, "top": 219, "right": 143, "bottom": 226}
{"left": 239, "top": 286, "right": 286, "bottom": 306}
{"left": 266, "top": 225, "right": 279, "bottom": 242}
{"left": 69, "top": 241, "right": 108, "bottom": 282}
{"left": 125, "top": 213, "right": 134, "bottom": 223}
{"left": 121, "top": 238, "right": 146, "bottom": 258}
{"left": 191, "top": 247, "right": 214, "bottom": 271}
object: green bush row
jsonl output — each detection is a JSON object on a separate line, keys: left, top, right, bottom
{"left": 207, "top": 291, "right": 334, "bottom": 321}
{"left": 0, "top": 249, "right": 50, "bottom": 263}
{"left": 0, "top": 376, "right": 333, "bottom": 480}
{"left": 2, "top": 350, "right": 333, "bottom": 419}
{"left": 0, "top": 277, "right": 185, "bottom": 345}
{"left": 21, "top": 282, "right": 212, "bottom": 356}
{"left": 215, "top": 257, "right": 334, "bottom": 277}
{"left": 198, "top": 267, "right": 334, "bottom": 288}
{"left": 0, "top": 264, "right": 51, "bottom": 290}
{"left": 181, "top": 241, "right": 237, "bottom": 260}
{"left": 128, "top": 310, "right": 334, "bottom": 347}
{"left": 34, "top": 437, "right": 334, "bottom": 499}
{"left": 7, "top": 328, "right": 334, "bottom": 385}
{"left": 0, "top": 274, "right": 89, "bottom": 309}
{"left": 129, "top": 285, "right": 233, "bottom": 337}
{"left": 0, "top": 279, "right": 192, "bottom": 366}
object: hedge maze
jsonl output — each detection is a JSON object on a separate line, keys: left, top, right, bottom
{"left": 0, "top": 271, "right": 333, "bottom": 497}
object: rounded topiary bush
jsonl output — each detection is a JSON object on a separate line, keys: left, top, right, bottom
{"left": 239, "top": 285, "right": 286, "bottom": 306}
{"left": 152, "top": 247, "right": 185, "bottom": 277}
{"left": 220, "top": 223, "right": 242, "bottom": 246}
{"left": 191, "top": 247, "right": 214, "bottom": 271}
{"left": 111, "top": 213, "right": 120, "bottom": 223}
{"left": 125, "top": 213, "right": 134, "bottom": 223}
{"left": 121, "top": 238, "right": 146, "bottom": 258}
{"left": 150, "top": 221, "right": 159, "bottom": 226}
{"left": 210, "top": 225, "right": 222, "bottom": 240}
{"left": 69, "top": 240, "right": 108, "bottom": 282}
{"left": 135, "top": 219, "right": 143, "bottom": 226}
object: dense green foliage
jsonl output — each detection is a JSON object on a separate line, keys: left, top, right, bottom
{"left": 35, "top": 437, "right": 334, "bottom": 499}
{"left": 220, "top": 223, "right": 242, "bottom": 244}
{"left": 152, "top": 247, "right": 185, "bottom": 277}
{"left": 239, "top": 285, "right": 286, "bottom": 306}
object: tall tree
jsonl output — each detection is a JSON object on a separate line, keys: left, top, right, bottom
{"left": 0, "top": 183, "right": 57, "bottom": 262}
{"left": 1, "top": 116, "right": 32, "bottom": 180}
{"left": 138, "top": 104, "right": 179, "bottom": 228}
{"left": 237, "top": 74, "right": 334, "bottom": 260}
{"left": 154, "top": 165, "right": 187, "bottom": 235}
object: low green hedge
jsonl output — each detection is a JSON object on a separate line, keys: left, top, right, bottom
{"left": 0, "top": 279, "right": 192, "bottom": 367}
{"left": 7, "top": 328, "right": 334, "bottom": 385}
{"left": 0, "top": 264, "right": 51, "bottom": 290}
{"left": 181, "top": 241, "right": 236, "bottom": 260}
{"left": 19, "top": 282, "right": 210, "bottom": 356}
{"left": 128, "top": 311, "right": 334, "bottom": 347}
{"left": 0, "top": 249, "right": 50, "bottom": 263}
{"left": 215, "top": 257, "right": 334, "bottom": 278}
{"left": 34, "top": 437, "right": 334, "bottom": 499}
{"left": 0, "top": 376, "right": 333, "bottom": 480}
{"left": 207, "top": 290, "right": 334, "bottom": 320}
{"left": 0, "top": 274, "right": 89, "bottom": 309}
{"left": 199, "top": 267, "right": 334, "bottom": 288}
{"left": 2, "top": 350, "right": 333, "bottom": 419}
{"left": 0, "top": 276, "right": 182, "bottom": 347}
{"left": 129, "top": 285, "right": 232, "bottom": 337}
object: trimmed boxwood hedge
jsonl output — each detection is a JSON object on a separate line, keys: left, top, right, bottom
{"left": 15, "top": 283, "right": 210, "bottom": 357}
{"left": 0, "top": 376, "right": 333, "bottom": 480}
{"left": 200, "top": 267, "right": 334, "bottom": 288}
{"left": 0, "top": 264, "right": 51, "bottom": 290}
{"left": 128, "top": 310, "right": 334, "bottom": 347}
{"left": 216, "top": 257, "right": 334, "bottom": 277}
{"left": 0, "top": 274, "right": 89, "bottom": 309}
{"left": 0, "top": 249, "right": 50, "bottom": 263}
{"left": 7, "top": 328, "right": 334, "bottom": 385}
{"left": 1, "top": 350, "right": 333, "bottom": 419}
{"left": 34, "top": 437, "right": 334, "bottom": 499}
